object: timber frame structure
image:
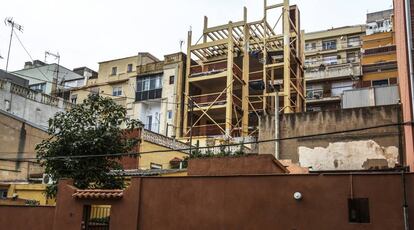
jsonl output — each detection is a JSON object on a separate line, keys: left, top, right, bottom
{"left": 181, "top": 0, "right": 305, "bottom": 140}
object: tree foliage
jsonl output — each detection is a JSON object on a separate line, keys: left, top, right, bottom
{"left": 36, "top": 94, "right": 142, "bottom": 198}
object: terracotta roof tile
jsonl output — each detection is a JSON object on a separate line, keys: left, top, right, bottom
{"left": 72, "top": 189, "right": 123, "bottom": 199}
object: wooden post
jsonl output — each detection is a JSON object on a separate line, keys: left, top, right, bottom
{"left": 225, "top": 22, "right": 234, "bottom": 137}
{"left": 262, "top": 0, "right": 268, "bottom": 111}
{"left": 242, "top": 7, "right": 250, "bottom": 137}
{"left": 283, "top": 0, "right": 292, "bottom": 113}
{"left": 183, "top": 30, "right": 192, "bottom": 138}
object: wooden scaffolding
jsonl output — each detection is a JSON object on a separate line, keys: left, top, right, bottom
{"left": 181, "top": 0, "right": 305, "bottom": 140}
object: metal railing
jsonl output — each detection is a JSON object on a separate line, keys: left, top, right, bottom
{"left": 305, "top": 64, "right": 361, "bottom": 81}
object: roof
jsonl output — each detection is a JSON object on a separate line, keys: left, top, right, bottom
{"left": 305, "top": 25, "right": 366, "bottom": 41}
{"left": 72, "top": 189, "right": 123, "bottom": 199}
{"left": 98, "top": 52, "right": 160, "bottom": 64}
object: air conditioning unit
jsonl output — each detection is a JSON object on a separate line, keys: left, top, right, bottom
{"left": 42, "top": 174, "right": 55, "bottom": 185}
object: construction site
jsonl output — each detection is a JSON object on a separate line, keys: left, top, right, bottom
{"left": 179, "top": 0, "right": 305, "bottom": 148}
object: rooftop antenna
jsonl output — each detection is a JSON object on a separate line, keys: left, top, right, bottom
{"left": 4, "top": 17, "right": 23, "bottom": 72}
{"left": 45, "top": 51, "right": 61, "bottom": 94}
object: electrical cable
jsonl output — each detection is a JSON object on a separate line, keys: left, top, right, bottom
{"left": 0, "top": 121, "right": 411, "bottom": 161}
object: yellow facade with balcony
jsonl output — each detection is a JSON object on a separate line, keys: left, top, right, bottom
{"left": 361, "top": 31, "right": 398, "bottom": 86}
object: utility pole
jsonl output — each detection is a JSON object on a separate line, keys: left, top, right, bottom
{"left": 4, "top": 18, "right": 23, "bottom": 72}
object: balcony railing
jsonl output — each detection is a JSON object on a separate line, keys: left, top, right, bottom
{"left": 305, "top": 64, "right": 361, "bottom": 81}
{"left": 0, "top": 79, "right": 72, "bottom": 109}
{"left": 190, "top": 93, "right": 227, "bottom": 106}
{"left": 137, "top": 62, "right": 164, "bottom": 75}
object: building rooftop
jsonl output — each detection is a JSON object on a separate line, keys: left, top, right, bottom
{"left": 305, "top": 25, "right": 366, "bottom": 41}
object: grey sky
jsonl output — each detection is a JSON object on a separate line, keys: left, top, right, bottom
{"left": 0, "top": 0, "right": 393, "bottom": 72}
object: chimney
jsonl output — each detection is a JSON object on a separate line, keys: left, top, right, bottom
{"left": 33, "top": 60, "right": 46, "bottom": 67}
{"left": 24, "top": 61, "right": 33, "bottom": 69}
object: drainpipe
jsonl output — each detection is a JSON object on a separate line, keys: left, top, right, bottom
{"left": 405, "top": 0, "right": 414, "bottom": 122}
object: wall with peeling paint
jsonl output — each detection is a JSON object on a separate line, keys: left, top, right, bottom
{"left": 259, "top": 105, "right": 402, "bottom": 171}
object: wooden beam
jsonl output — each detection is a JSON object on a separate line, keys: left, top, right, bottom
{"left": 191, "top": 39, "right": 228, "bottom": 51}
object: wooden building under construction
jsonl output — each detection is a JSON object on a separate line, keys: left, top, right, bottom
{"left": 180, "top": 0, "right": 305, "bottom": 144}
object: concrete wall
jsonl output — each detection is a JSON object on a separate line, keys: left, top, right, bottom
{"left": 139, "top": 130, "right": 188, "bottom": 170}
{"left": 0, "top": 110, "right": 48, "bottom": 181}
{"left": 0, "top": 80, "right": 70, "bottom": 128}
{"left": 4, "top": 173, "right": 413, "bottom": 230}
{"left": 187, "top": 155, "right": 288, "bottom": 176}
{"left": 259, "top": 105, "right": 401, "bottom": 171}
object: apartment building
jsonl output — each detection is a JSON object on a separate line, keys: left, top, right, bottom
{"left": 12, "top": 60, "right": 85, "bottom": 97}
{"left": 70, "top": 52, "right": 159, "bottom": 110}
{"left": 70, "top": 52, "right": 186, "bottom": 138}
{"left": 134, "top": 53, "right": 186, "bottom": 137}
{"left": 304, "top": 25, "right": 365, "bottom": 111}
{"left": 361, "top": 9, "right": 398, "bottom": 87}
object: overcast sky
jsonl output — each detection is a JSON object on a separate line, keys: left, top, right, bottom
{"left": 0, "top": 0, "right": 393, "bottom": 72}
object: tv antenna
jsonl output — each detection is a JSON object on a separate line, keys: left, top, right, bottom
{"left": 45, "top": 51, "right": 61, "bottom": 90}
{"left": 4, "top": 17, "right": 24, "bottom": 72}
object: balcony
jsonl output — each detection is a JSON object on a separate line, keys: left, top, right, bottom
{"left": 305, "top": 41, "right": 362, "bottom": 55}
{"left": 305, "top": 64, "right": 361, "bottom": 82}
{"left": 306, "top": 89, "right": 341, "bottom": 104}
{"left": 136, "top": 89, "right": 162, "bottom": 102}
{"left": 189, "top": 62, "right": 242, "bottom": 82}
{"left": 137, "top": 62, "right": 164, "bottom": 75}
{"left": 190, "top": 93, "right": 227, "bottom": 107}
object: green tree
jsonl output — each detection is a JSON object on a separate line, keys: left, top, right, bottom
{"left": 36, "top": 94, "right": 142, "bottom": 198}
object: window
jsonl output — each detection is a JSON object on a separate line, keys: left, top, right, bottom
{"left": 111, "top": 67, "right": 117, "bottom": 76}
{"left": 147, "top": 115, "right": 153, "bottom": 131}
{"left": 305, "top": 42, "right": 316, "bottom": 51}
{"left": 372, "top": 79, "right": 389, "bottom": 87}
{"left": 136, "top": 74, "right": 163, "bottom": 101}
{"left": 323, "top": 55, "right": 338, "bottom": 65}
{"left": 127, "top": 64, "right": 133, "bottom": 73}
{"left": 70, "top": 94, "right": 78, "bottom": 104}
{"left": 29, "top": 83, "right": 46, "bottom": 93}
{"left": 168, "top": 110, "right": 173, "bottom": 119}
{"left": 347, "top": 36, "right": 360, "bottom": 47}
{"left": 322, "top": 40, "right": 337, "bottom": 50}
{"left": 346, "top": 52, "right": 359, "bottom": 63}
{"left": 112, "top": 86, "right": 122, "bottom": 96}
{"left": 348, "top": 198, "right": 370, "bottom": 223}
{"left": 150, "top": 163, "right": 163, "bottom": 169}
{"left": 169, "top": 75, "right": 175, "bottom": 85}
{"left": 0, "top": 189, "right": 7, "bottom": 199}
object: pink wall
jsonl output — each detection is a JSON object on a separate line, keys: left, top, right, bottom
{"left": 395, "top": 0, "right": 414, "bottom": 170}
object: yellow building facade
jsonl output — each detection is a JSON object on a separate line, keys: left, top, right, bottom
{"left": 361, "top": 10, "right": 398, "bottom": 87}
{"left": 70, "top": 53, "right": 159, "bottom": 116}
